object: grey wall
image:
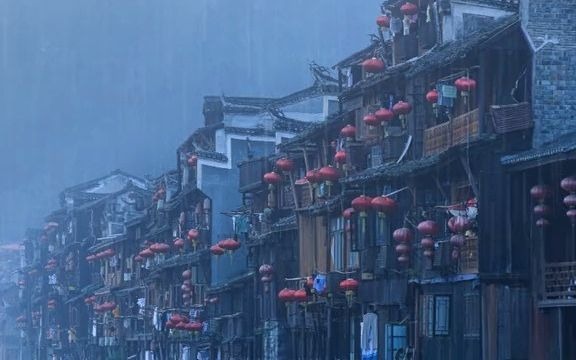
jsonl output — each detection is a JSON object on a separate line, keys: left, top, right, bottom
{"left": 0, "top": 0, "right": 381, "bottom": 242}
{"left": 202, "top": 137, "right": 275, "bottom": 285}
{"left": 522, "top": 0, "right": 576, "bottom": 147}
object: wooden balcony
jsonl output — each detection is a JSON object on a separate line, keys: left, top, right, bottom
{"left": 423, "top": 108, "right": 480, "bottom": 156}
{"left": 540, "top": 261, "right": 576, "bottom": 307}
{"left": 239, "top": 157, "right": 267, "bottom": 193}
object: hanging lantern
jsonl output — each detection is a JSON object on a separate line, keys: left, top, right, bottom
{"left": 86, "top": 255, "right": 97, "bottom": 262}
{"left": 260, "top": 275, "right": 273, "bottom": 284}
{"left": 449, "top": 216, "right": 470, "bottom": 234}
{"left": 187, "top": 229, "right": 200, "bottom": 241}
{"left": 351, "top": 195, "right": 373, "bottom": 217}
{"left": 210, "top": 245, "right": 225, "bottom": 256}
{"left": 393, "top": 228, "right": 413, "bottom": 243}
{"left": 175, "top": 321, "right": 187, "bottom": 331}
{"left": 343, "top": 207, "right": 355, "bottom": 219}
{"left": 258, "top": 264, "right": 274, "bottom": 277}
{"left": 567, "top": 209, "right": 576, "bottom": 224}
{"left": 339, "top": 278, "right": 359, "bottom": 307}
{"left": 530, "top": 185, "right": 551, "bottom": 203}
{"left": 187, "top": 155, "right": 198, "bottom": 167}
{"left": 533, "top": 204, "right": 551, "bottom": 218}
{"left": 334, "top": 150, "right": 347, "bottom": 165}
{"left": 454, "top": 77, "right": 477, "bottom": 99}
{"left": 421, "top": 236, "right": 435, "bottom": 249}
{"left": 392, "top": 101, "right": 412, "bottom": 128}
{"left": 340, "top": 125, "right": 356, "bottom": 139}
{"left": 363, "top": 113, "right": 381, "bottom": 127}
{"left": 397, "top": 255, "right": 410, "bottom": 263}
{"left": 188, "top": 321, "right": 203, "bottom": 332}
{"left": 305, "top": 169, "right": 321, "bottom": 186}
{"left": 151, "top": 243, "right": 170, "bottom": 254}
{"left": 182, "top": 270, "right": 192, "bottom": 280}
{"left": 395, "top": 243, "right": 410, "bottom": 255}
{"left": 218, "top": 238, "right": 240, "bottom": 252}
{"left": 318, "top": 166, "right": 341, "bottom": 186}
{"left": 417, "top": 220, "right": 439, "bottom": 236}
{"left": 173, "top": 238, "right": 185, "bottom": 249}
{"left": 536, "top": 218, "right": 550, "bottom": 227}
{"left": 450, "top": 234, "right": 465, "bottom": 247}
{"left": 276, "top": 158, "right": 294, "bottom": 172}
{"left": 423, "top": 249, "right": 434, "bottom": 258}
{"left": 263, "top": 172, "right": 282, "bottom": 189}
{"left": 293, "top": 289, "right": 308, "bottom": 302}
{"left": 426, "top": 89, "right": 439, "bottom": 104}
{"left": 376, "top": 14, "right": 390, "bottom": 28}
{"left": 561, "top": 177, "right": 576, "bottom": 193}
{"left": 370, "top": 196, "right": 396, "bottom": 217}
{"left": 564, "top": 194, "right": 576, "bottom": 208}
{"left": 139, "top": 248, "right": 154, "bottom": 258}
{"left": 278, "top": 288, "right": 296, "bottom": 302}
{"left": 400, "top": 2, "right": 418, "bottom": 35}
{"left": 362, "top": 57, "right": 385, "bottom": 73}
{"left": 374, "top": 108, "right": 394, "bottom": 124}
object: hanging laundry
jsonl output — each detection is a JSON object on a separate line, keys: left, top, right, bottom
{"left": 313, "top": 274, "right": 327, "bottom": 294}
{"left": 361, "top": 312, "right": 378, "bottom": 360}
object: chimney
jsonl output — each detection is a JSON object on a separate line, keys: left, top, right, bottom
{"left": 521, "top": 0, "right": 576, "bottom": 147}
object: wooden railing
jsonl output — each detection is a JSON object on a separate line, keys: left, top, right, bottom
{"left": 541, "top": 261, "right": 576, "bottom": 307}
{"left": 423, "top": 108, "right": 480, "bottom": 156}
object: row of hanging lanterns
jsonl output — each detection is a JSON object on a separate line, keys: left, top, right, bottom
{"left": 165, "top": 313, "right": 203, "bottom": 332}
{"left": 531, "top": 176, "right": 576, "bottom": 226}
{"left": 210, "top": 237, "right": 241, "bottom": 257}
{"left": 448, "top": 216, "right": 471, "bottom": 259}
{"left": 86, "top": 248, "right": 116, "bottom": 262}
{"left": 417, "top": 220, "right": 439, "bottom": 258}
{"left": 182, "top": 270, "right": 194, "bottom": 307}
{"left": 393, "top": 228, "right": 412, "bottom": 263}
{"left": 94, "top": 301, "right": 116, "bottom": 313}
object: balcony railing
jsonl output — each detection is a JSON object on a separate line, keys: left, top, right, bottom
{"left": 541, "top": 261, "right": 576, "bottom": 307}
{"left": 423, "top": 108, "right": 480, "bottom": 156}
{"left": 239, "top": 158, "right": 267, "bottom": 193}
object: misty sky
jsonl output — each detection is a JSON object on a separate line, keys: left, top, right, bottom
{"left": 0, "top": 0, "right": 381, "bottom": 242}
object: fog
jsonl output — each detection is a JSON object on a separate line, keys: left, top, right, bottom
{"left": 0, "top": 0, "right": 381, "bottom": 242}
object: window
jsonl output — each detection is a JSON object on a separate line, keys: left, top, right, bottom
{"left": 385, "top": 325, "right": 407, "bottom": 360}
{"left": 420, "top": 295, "right": 450, "bottom": 337}
{"left": 330, "top": 217, "right": 345, "bottom": 271}
{"left": 464, "top": 293, "right": 480, "bottom": 337}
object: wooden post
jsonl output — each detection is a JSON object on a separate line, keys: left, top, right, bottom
{"left": 302, "top": 148, "right": 314, "bottom": 202}
{"left": 288, "top": 172, "right": 299, "bottom": 209}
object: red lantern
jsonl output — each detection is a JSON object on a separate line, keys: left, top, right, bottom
{"left": 374, "top": 108, "right": 394, "bottom": 123}
{"left": 102, "top": 248, "right": 115, "bottom": 258}
{"left": 139, "top": 248, "right": 154, "bottom": 258}
{"left": 134, "top": 255, "right": 144, "bottom": 262}
{"left": 567, "top": 209, "right": 576, "bottom": 223}
{"left": 398, "top": 255, "right": 410, "bottom": 263}
{"left": 187, "top": 155, "right": 198, "bottom": 167}
{"left": 423, "top": 249, "right": 434, "bottom": 257}
{"left": 174, "top": 238, "right": 185, "bottom": 249}
{"left": 339, "top": 278, "right": 359, "bottom": 292}
{"left": 260, "top": 275, "right": 272, "bottom": 283}
{"left": 376, "top": 15, "right": 390, "bottom": 28}
{"left": 392, "top": 101, "right": 412, "bottom": 116}
{"left": 370, "top": 196, "right": 396, "bottom": 217}
{"left": 351, "top": 195, "right": 373, "bottom": 216}
{"left": 450, "top": 234, "right": 465, "bottom": 247}
{"left": 363, "top": 113, "right": 381, "bottom": 127}
{"left": 417, "top": 220, "right": 439, "bottom": 236}
{"left": 334, "top": 150, "right": 347, "bottom": 165}
{"left": 86, "top": 255, "right": 97, "bottom": 262}
{"left": 182, "top": 270, "right": 192, "bottom": 279}
{"left": 210, "top": 245, "right": 225, "bottom": 256}
{"left": 318, "top": 166, "right": 341, "bottom": 184}
{"left": 536, "top": 218, "right": 550, "bottom": 227}
{"left": 565, "top": 194, "right": 576, "bottom": 208}
{"left": 305, "top": 169, "right": 321, "bottom": 184}
{"left": 187, "top": 229, "right": 199, "bottom": 241}
{"left": 188, "top": 321, "right": 203, "bottom": 332}
{"left": 343, "top": 207, "right": 355, "bottom": 219}
{"left": 534, "top": 204, "right": 551, "bottom": 217}
{"left": 530, "top": 185, "right": 551, "bottom": 203}
{"left": 426, "top": 89, "right": 439, "bottom": 104}
{"left": 258, "top": 264, "right": 273, "bottom": 276}
{"left": 166, "top": 321, "right": 176, "bottom": 329}
{"left": 218, "top": 238, "right": 240, "bottom": 251}
{"left": 450, "top": 216, "right": 470, "bottom": 233}
{"left": 340, "top": 125, "right": 356, "bottom": 139}
{"left": 276, "top": 158, "right": 294, "bottom": 172}
{"left": 151, "top": 243, "right": 169, "bottom": 254}
{"left": 278, "top": 288, "right": 296, "bottom": 302}
{"left": 263, "top": 172, "right": 282, "bottom": 185}
{"left": 175, "top": 321, "right": 187, "bottom": 330}
{"left": 362, "top": 57, "right": 385, "bottom": 73}
{"left": 454, "top": 77, "right": 477, "bottom": 93}
{"left": 395, "top": 243, "right": 410, "bottom": 255}
{"left": 293, "top": 289, "right": 308, "bottom": 302}
{"left": 400, "top": 2, "right": 418, "bottom": 15}
{"left": 393, "top": 228, "right": 412, "bottom": 243}
{"left": 561, "top": 177, "right": 576, "bottom": 193}
{"left": 420, "top": 236, "right": 435, "bottom": 249}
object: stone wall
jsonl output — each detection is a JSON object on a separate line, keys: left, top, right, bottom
{"left": 521, "top": 0, "right": 576, "bottom": 147}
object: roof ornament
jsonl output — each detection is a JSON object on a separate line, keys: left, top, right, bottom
{"left": 308, "top": 61, "right": 338, "bottom": 85}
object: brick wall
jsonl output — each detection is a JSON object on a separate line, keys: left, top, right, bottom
{"left": 521, "top": 0, "right": 576, "bottom": 147}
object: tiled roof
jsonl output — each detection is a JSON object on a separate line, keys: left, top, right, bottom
{"left": 406, "top": 15, "right": 519, "bottom": 77}
{"left": 501, "top": 131, "right": 576, "bottom": 166}
{"left": 196, "top": 150, "right": 228, "bottom": 163}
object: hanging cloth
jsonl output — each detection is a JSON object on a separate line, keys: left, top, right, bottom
{"left": 361, "top": 312, "right": 378, "bottom": 360}
{"left": 313, "top": 274, "right": 327, "bottom": 295}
